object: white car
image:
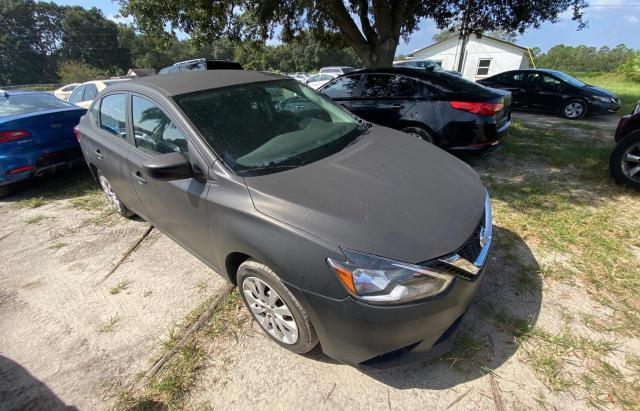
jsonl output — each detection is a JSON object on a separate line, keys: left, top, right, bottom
{"left": 53, "top": 83, "right": 80, "bottom": 100}
{"left": 68, "top": 79, "right": 130, "bottom": 109}
{"left": 305, "top": 73, "right": 338, "bottom": 90}
{"left": 319, "top": 66, "right": 356, "bottom": 75}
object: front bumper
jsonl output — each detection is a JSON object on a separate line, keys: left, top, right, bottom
{"left": 589, "top": 99, "right": 621, "bottom": 115}
{"left": 290, "top": 194, "right": 493, "bottom": 369}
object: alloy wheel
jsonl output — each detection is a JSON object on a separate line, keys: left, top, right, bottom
{"left": 621, "top": 142, "right": 640, "bottom": 183}
{"left": 242, "top": 276, "right": 299, "bottom": 344}
{"left": 564, "top": 102, "right": 584, "bottom": 118}
{"left": 99, "top": 175, "right": 122, "bottom": 213}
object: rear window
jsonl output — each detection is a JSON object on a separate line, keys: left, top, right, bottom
{"left": 429, "top": 71, "right": 496, "bottom": 97}
{"left": 0, "top": 93, "right": 73, "bottom": 116}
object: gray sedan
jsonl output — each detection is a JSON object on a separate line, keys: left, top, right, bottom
{"left": 76, "top": 70, "right": 492, "bottom": 368}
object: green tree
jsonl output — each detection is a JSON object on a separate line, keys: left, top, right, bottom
{"left": 119, "top": 0, "right": 587, "bottom": 68}
{"left": 57, "top": 60, "right": 106, "bottom": 83}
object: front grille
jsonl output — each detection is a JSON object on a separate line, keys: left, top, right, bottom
{"left": 457, "top": 215, "right": 484, "bottom": 262}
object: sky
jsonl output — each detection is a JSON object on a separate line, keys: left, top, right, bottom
{"left": 53, "top": 0, "right": 640, "bottom": 53}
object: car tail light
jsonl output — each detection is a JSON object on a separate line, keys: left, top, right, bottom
{"left": 450, "top": 101, "right": 504, "bottom": 116}
{"left": 0, "top": 130, "right": 31, "bottom": 143}
{"left": 6, "top": 165, "right": 34, "bottom": 175}
{"left": 73, "top": 125, "right": 80, "bottom": 142}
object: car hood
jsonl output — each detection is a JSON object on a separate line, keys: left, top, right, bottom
{"left": 244, "top": 126, "right": 486, "bottom": 264}
{"left": 584, "top": 85, "right": 617, "bottom": 98}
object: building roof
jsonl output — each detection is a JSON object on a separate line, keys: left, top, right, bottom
{"left": 408, "top": 34, "right": 529, "bottom": 57}
{"left": 110, "top": 70, "right": 286, "bottom": 97}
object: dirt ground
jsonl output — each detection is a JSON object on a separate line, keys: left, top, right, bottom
{"left": 1, "top": 111, "right": 638, "bottom": 410}
{"left": 0, "top": 171, "right": 228, "bottom": 410}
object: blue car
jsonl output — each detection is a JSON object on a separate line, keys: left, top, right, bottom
{"left": 0, "top": 90, "right": 86, "bottom": 197}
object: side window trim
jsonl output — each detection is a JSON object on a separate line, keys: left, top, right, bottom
{"left": 128, "top": 92, "right": 192, "bottom": 157}
{"left": 94, "top": 91, "right": 132, "bottom": 144}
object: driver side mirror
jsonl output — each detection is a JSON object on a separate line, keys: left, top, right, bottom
{"left": 143, "top": 152, "right": 193, "bottom": 181}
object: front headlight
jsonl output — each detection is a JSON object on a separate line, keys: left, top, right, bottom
{"left": 593, "top": 95, "right": 613, "bottom": 103}
{"left": 327, "top": 250, "right": 454, "bottom": 305}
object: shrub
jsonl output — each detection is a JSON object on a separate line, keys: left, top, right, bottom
{"left": 621, "top": 52, "right": 640, "bottom": 82}
{"left": 57, "top": 60, "right": 107, "bottom": 84}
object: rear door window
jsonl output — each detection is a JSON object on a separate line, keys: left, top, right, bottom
{"left": 132, "top": 95, "right": 189, "bottom": 155}
{"left": 99, "top": 94, "right": 128, "bottom": 138}
{"left": 321, "top": 75, "right": 362, "bottom": 99}
{"left": 84, "top": 84, "right": 98, "bottom": 101}
{"left": 69, "top": 85, "right": 86, "bottom": 103}
{"left": 361, "top": 74, "right": 418, "bottom": 98}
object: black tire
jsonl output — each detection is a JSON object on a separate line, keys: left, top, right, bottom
{"left": 560, "top": 99, "right": 588, "bottom": 120}
{"left": 96, "top": 169, "right": 134, "bottom": 217}
{"left": 610, "top": 130, "right": 640, "bottom": 189}
{"left": 402, "top": 126, "right": 435, "bottom": 144}
{"left": 237, "top": 260, "right": 318, "bottom": 354}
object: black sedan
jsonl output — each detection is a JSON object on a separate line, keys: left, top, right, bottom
{"left": 610, "top": 100, "right": 640, "bottom": 188}
{"left": 317, "top": 67, "right": 512, "bottom": 151}
{"left": 478, "top": 69, "right": 621, "bottom": 119}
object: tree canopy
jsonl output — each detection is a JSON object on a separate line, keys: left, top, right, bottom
{"left": 120, "top": 0, "right": 588, "bottom": 67}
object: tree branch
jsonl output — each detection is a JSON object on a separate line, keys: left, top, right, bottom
{"left": 325, "top": 0, "right": 369, "bottom": 48}
{"left": 358, "top": 0, "right": 377, "bottom": 43}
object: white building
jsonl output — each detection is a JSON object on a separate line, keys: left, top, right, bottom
{"left": 406, "top": 35, "right": 531, "bottom": 80}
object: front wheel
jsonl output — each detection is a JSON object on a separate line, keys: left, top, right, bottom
{"left": 610, "top": 131, "right": 640, "bottom": 189}
{"left": 97, "top": 169, "right": 134, "bottom": 217}
{"left": 237, "top": 260, "right": 318, "bottom": 353}
{"left": 561, "top": 99, "right": 587, "bottom": 120}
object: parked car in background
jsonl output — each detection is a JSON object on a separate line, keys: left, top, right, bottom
{"left": 53, "top": 83, "right": 80, "bottom": 100}
{"left": 305, "top": 73, "right": 338, "bottom": 89}
{"left": 394, "top": 60, "right": 462, "bottom": 76}
{"left": 68, "top": 79, "right": 130, "bottom": 109}
{"left": 158, "top": 58, "right": 243, "bottom": 74}
{"left": 610, "top": 101, "right": 640, "bottom": 189}
{"left": 0, "top": 91, "right": 85, "bottom": 197}
{"left": 318, "top": 67, "right": 512, "bottom": 151}
{"left": 477, "top": 69, "right": 621, "bottom": 119}
{"left": 76, "top": 70, "right": 493, "bottom": 368}
{"left": 288, "top": 72, "right": 310, "bottom": 83}
{"left": 319, "top": 66, "right": 356, "bottom": 75}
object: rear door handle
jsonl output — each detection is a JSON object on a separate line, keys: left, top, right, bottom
{"left": 132, "top": 171, "right": 147, "bottom": 185}
{"left": 94, "top": 149, "right": 103, "bottom": 160}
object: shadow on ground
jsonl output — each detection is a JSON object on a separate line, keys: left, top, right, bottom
{"left": 0, "top": 356, "right": 77, "bottom": 411}
{"left": 304, "top": 226, "right": 542, "bottom": 389}
{"left": 0, "top": 166, "right": 96, "bottom": 204}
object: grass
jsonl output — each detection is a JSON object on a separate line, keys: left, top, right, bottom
{"left": 24, "top": 214, "right": 50, "bottom": 225}
{"left": 97, "top": 313, "right": 122, "bottom": 333}
{"left": 574, "top": 72, "right": 640, "bottom": 115}
{"left": 474, "top": 116, "right": 640, "bottom": 408}
{"left": 16, "top": 196, "right": 47, "bottom": 209}
{"left": 110, "top": 291, "right": 245, "bottom": 410}
{"left": 110, "top": 278, "right": 133, "bottom": 295}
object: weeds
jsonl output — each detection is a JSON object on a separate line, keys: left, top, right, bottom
{"left": 97, "top": 313, "right": 121, "bottom": 333}
{"left": 110, "top": 278, "right": 133, "bottom": 295}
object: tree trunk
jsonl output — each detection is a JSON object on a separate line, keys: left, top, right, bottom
{"left": 352, "top": 38, "right": 398, "bottom": 68}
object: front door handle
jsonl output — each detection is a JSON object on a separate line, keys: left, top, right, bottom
{"left": 132, "top": 171, "right": 147, "bottom": 185}
{"left": 94, "top": 149, "right": 103, "bottom": 160}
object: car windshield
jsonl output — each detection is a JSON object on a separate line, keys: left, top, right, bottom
{"left": 0, "top": 93, "right": 73, "bottom": 116}
{"left": 548, "top": 70, "right": 585, "bottom": 87}
{"left": 175, "top": 80, "right": 363, "bottom": 176}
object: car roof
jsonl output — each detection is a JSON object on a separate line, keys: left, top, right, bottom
{"left": 344, "top": 66, "right": 457, "bottom": 79}
{"left": 108, "top": 70, "right": 287, "bottom": 97}
{"left": 1, "top": 90, "right": 51, "bottom": 96}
